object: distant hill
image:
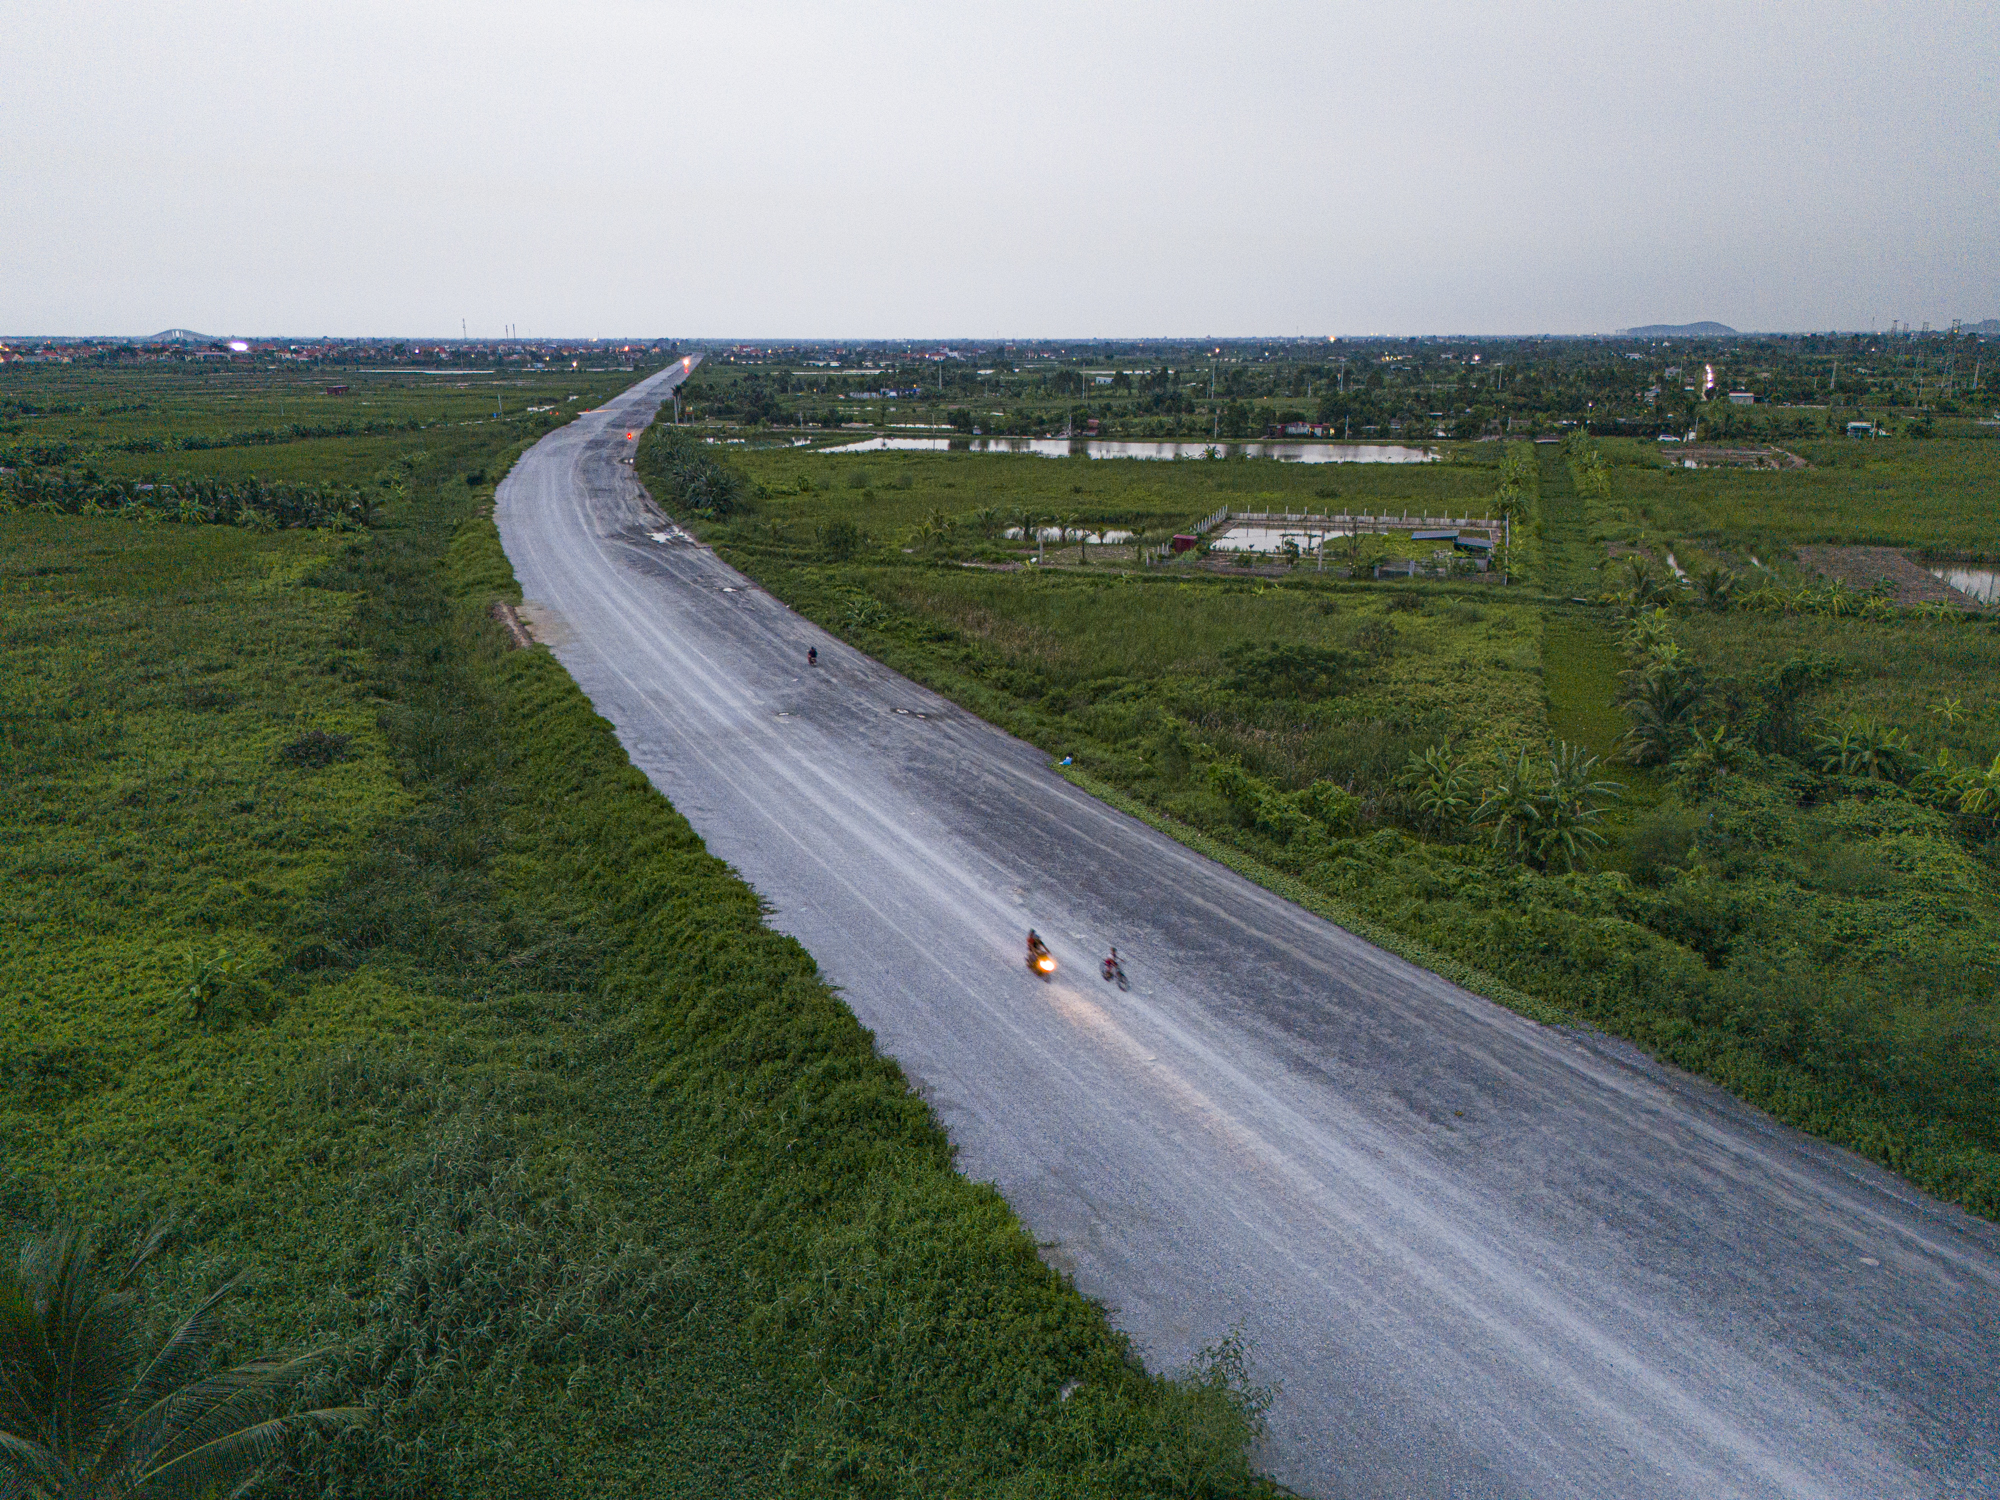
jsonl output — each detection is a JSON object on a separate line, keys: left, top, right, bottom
{"left": 1617, "top": 322, "right": 1739, "bottom": 338}
{"left": 1964, "top": 319, "right": 2000, "bottom": 336}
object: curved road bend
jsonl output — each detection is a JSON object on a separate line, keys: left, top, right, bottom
{"left": 497, "top": 366, "right": 2000, "bottom": 1499}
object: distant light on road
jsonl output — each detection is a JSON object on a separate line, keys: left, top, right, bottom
{"left": 625, "top": 431, "right": 636, "bottom": 440}
{"left": 227, "top": 340, "right": 248, "bottom": 352}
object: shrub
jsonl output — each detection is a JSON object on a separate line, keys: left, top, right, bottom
{"left": 1221, "top": 643, "right": 1352, "bottom": 700}
{"left": 278, "top": 728, "right": 352, "bottom": 768}
{"left": 820, "top": 519, "right": 862, "bottom": 561}
{"left": 1627, "top": 806, "right": 1702, "bottom": 885}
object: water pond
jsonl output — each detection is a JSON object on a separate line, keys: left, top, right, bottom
{"left": 815, "top": 436, "right": 1436, "bottom": 464}
{"left": 1211, "top": 524, "right": 1346, "bottom": 553}
{"left": 1929, "top": 567, "right": 1999, "bottom": 604}
{"left": 1005, "top": 526, "right": 1134, "bottom": 543}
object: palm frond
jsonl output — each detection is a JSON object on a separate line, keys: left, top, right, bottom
{"left": 115, "top": 1220, "right": 176, "bottom": 1293}
{"left": 131, "top": 1406, "right": 368, "bottom": 1500}
{"left": 0, "top": 1428, "right": 70, "bottom": 1497}
{"left": 129, "top": 1352, "right": 330, "bottom": 1474}
{"left": 26, "top": 1227, "right": 147, "bottom": 1469}
{"left": 0, "top": 1282, "right": 54, "bottom": 1442}
{"left": 120, "top": 1277, "right": 242, "bottom": 1430}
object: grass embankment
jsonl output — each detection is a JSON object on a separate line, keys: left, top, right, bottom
{"left": 672, "top": 439, "right": 2000, "bottom": 1223}
{"left": 2, "top": 426, "right": 1273, "bottom": 1493}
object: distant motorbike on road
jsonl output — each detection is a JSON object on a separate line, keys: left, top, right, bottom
{"left": 1027, "top": 929, "right": 1056, "bottom": 980}
{"left": 1101, "top": 948, "right": 1128, "bottom": 991}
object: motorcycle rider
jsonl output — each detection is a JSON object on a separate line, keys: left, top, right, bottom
{"left": 1027, "top": 929, "right": 1049, "bottom": 963}
{"left": 807, "top": 646, "right": 818, "bottom": 667}
{"left": 1101, "top": 946, "right": 1128, "bottom": 988}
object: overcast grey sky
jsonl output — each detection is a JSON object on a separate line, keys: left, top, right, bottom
{"left": 3, "top": 1, "right": 1994, "bottom": 338}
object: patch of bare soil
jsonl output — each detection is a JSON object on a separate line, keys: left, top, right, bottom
{"left": 489, "top": 600, "right": 535, "bottom": 649}
{"left": 1675, "top": 446, "right": 1809, "bottom": 470}
{"left": 1196, "top": 555, "right": 1294, "bottom": 578}
{"left": 1794, "top": 545, "right": 1982, "bottom": 607}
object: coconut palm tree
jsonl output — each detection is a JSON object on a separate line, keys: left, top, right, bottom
{"left": 1058, "top": 510, "right": 1084, "bottom": 563}
{"left": 0, "top": 1221, "right": 364, "bottom": 1500}
{"left": 1810, "top": 718, "right": 1915, "bottom": 782}
{"left": 1693, "top": 564, "right": 1736, "bottom": 611}
{"left": 1472, "top": 749, "right": 1543, "bottom": 863}
{"left": 1398, "top": 744, "right": 1476, "bottom": 839}
{"left": 1535, "top": 742, "right": 1621, "bottom": 872}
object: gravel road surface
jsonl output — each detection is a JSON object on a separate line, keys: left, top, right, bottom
{"left": 496, "top": 366, "right": 2000, "bottom": 1499}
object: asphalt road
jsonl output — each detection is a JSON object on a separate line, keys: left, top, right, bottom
{"left": 496, "top": 366, "right": 2000, "bottom": 1499}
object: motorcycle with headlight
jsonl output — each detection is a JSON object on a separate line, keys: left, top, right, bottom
{"left": 1026, "top": 930, "right": 1056, "bottom": 980}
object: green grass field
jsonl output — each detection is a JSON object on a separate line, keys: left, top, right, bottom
{"left": 739, "top": 444, "right": 1509, "bottom": 547}
{"left": 2, "top": 368, "right": 1275, "bottom": 1497}
{"left": 1560, "top": 437, "right": 2000, "bottom": 563}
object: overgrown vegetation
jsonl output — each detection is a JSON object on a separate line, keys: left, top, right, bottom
{"left": 0, "top": 1220, "right": 365, "bottom": 1499}
{"left": 636, "top": 424, "right": 746, "bottom": 518}
{"left": 2, "top": 463, "right": 383, "bottom": 530}
{"left": 1, "top": 367, "right": 1275, "bottom": 1495}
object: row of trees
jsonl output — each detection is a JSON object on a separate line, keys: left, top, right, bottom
{"left": 1604, "top": 552, "right": 1974, "bottom": 624}
{"left": 108, "top": 414, "right": 427, "bottom": 454}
